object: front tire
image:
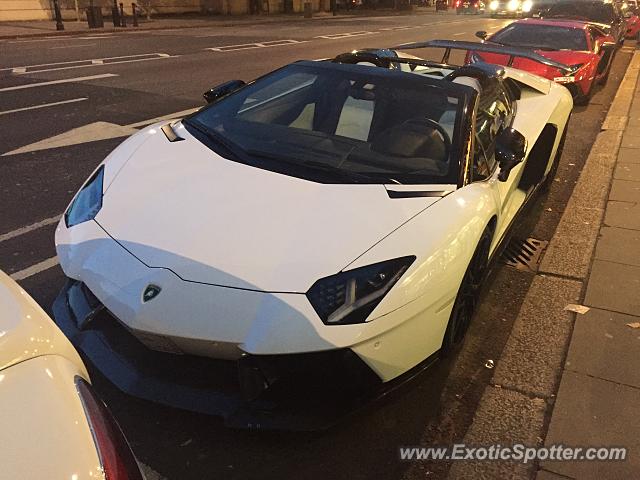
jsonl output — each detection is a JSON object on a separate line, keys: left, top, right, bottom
{"left": 441, "top": 227, "right": 492, "bottom": 356}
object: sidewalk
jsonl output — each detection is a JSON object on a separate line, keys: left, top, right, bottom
{"left": 0, "top": 7, "right": 441, "bottom": 39}
{"left": 539, "top": 51, "right": 640, "bottom": 479}
{"left": 447, "top": 50, "right": 640, "bottom": 480}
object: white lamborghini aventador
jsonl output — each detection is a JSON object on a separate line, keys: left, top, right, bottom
{"left": 53, "top": 40, "right": 572, "bottom": 428}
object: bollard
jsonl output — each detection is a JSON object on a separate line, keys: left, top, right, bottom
{"left": 304, "top": 1, "right": 312, "bottom": 17}
{"left": 132, "top": 3, "right": 139, "bottom": 26}
{"left": 52, "top": 0, "right": 65, "bottom": 31}
{"left": 119, "top": 3, "right": 127, "bottom": 26}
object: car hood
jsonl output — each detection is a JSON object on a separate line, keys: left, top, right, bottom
{"left": 97, "top": 123, "right": 444, "bottom": 293}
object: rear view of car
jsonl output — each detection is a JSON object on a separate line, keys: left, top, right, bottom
{"left": 543, "top": 0, "right": 626, "bottom": 44}
{"left": 488, "top": 0, "right": 532, "bottom": 17}
{"left": 456, "top": 0, "right": 485, "bottom": 14}
{"left": 0, "top": 270, "right": 143, "bottom": 480}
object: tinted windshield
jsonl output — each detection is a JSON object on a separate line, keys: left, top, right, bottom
{"left": 492, "top": 23, "right": 588, "bottom": 50}
{"left": 546, "top": 2, "right": 615, "bottom": 23}
{"left": 185, "top": 62, "right": 465, "bottom": 185}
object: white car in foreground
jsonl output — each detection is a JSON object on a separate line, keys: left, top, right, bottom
{"left": 0, "top": 270, "right": 143, "bottom": 479}
{"left": 53, "top": 41, "right": 572, "bottom": 429}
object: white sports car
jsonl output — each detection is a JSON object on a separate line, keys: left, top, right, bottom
{"left": 0, "top": 270, "right": 143, "bottom": 479}
{"left": 53, "top": 41, "right": 572, "bottom": 429}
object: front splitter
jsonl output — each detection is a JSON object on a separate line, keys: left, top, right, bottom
{"left": 53, "top": 279, "right": 395, "bottom": 430}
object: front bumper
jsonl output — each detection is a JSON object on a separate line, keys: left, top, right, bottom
{"left": 490, "top": 9, "right": 520, "bottom": 16}
{"left": 53, "top": 279, "right": 386, "bottom": 430}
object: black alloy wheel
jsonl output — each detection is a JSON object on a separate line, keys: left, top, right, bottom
{"left": 441, "top": 227, "right": 493, "bottom": 356}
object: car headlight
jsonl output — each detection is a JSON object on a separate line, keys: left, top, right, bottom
{"left": 490, "top": 0, "right": 499, "bottom": 9}
{"left": 507, "top": 0, "right": 519, "bottom": 10}
{"left": 522, "top": 0, "right": 532, "bottom": 11}
{"left": 65, "top": 166, "right": 105, "bottom": 228}
{"left": 307, "top": 256, "right": 415, "bottom": 325}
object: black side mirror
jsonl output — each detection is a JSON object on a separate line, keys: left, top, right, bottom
{"left": 203, "top": 80, "right": 246, "bottom": 104}
{"left": 496, "top": 128, "right": 527, "bottom": 182}
{"left": 475, "top": 30, "right": 488, "bottom": 40}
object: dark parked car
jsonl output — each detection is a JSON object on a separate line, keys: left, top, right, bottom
{"left": 542, "top": 0, "right": 626, "bottom": 44}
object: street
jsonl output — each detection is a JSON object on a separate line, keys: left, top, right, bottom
{"left": 0, "top": 11, "right": 636, "bottom": 480}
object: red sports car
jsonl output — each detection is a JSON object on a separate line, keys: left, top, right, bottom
{"left": 472, "top": 18, "right": 617, "bottom": 104}
{"left": 623, "top": 4, "right": 640, "bottom": 39}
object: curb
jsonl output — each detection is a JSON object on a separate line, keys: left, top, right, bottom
{"left": 0, "top": 9, "right": 444, "bottom": 40}
{"left": 448, "top": 50, "right": 640, "bottom": 480}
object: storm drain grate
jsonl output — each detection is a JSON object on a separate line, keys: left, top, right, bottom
{"left": 502, "top": 237, "right": 548, "bottom": 272}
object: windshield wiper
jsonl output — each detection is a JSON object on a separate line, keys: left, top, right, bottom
{"left": 302, "top": 160, "right": 385, "bottom": 183}
{"left": 245, "top": 149, "right": 383, "bottom": 183}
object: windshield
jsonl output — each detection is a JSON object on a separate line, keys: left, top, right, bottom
{"left": 185, "top": 62, "right": 465, "bottom": 185}
{"left": 492, "top": 23, "right": 588, "bottom": 50}
{"left": 546, "top": 2, "right": 615, "bottom": 23}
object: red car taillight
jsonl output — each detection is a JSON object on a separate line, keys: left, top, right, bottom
{"left": 75, "top": 377, "right": 144, "bottom": 480}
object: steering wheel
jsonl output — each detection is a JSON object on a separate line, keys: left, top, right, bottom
{"left": 402, "top": 117, "right": 452, "bottom": 164}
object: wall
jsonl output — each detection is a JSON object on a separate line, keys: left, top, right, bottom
{"left": 0, "top": 0, "right": 259, "bottom": 21}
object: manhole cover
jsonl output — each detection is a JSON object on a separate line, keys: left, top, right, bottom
{"left": 502, "top": 237, "right": 548, "bottom": 272}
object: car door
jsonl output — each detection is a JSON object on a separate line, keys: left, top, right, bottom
{"left": 472, "top": 80, "right": 525, "bottom": 240}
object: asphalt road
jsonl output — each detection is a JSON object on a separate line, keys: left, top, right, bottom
{"left": 0, "top": 11, "right": 634, "bottom": 480}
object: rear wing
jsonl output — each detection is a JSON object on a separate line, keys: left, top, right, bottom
{"left": 391, "top": 39, "right": 573, "bottom": 75}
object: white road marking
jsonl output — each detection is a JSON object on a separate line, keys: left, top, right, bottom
{"left": 315, "top": 31, "right": 377, "bottom": 39}
{"left": 126, "top": 107, "right": 199, "bottom": 128}
{"left": 10, "top": 257, "right": 59, "bottom": 281}
{"left": 0, "top": 73, "right": 118, "bottom": 92}
{"left": 2, "top": 107, "right": 199, "bottom": 156}
{"left": 50, "top": 43, "right": 97, "bottom": 49}
{"left": 8, "top": 34, "right": 118, "bottom": 44}
{"left": 0, "top": 216, "right": 61, "bottom": 243}
{"left": 3, "top": 53, "right": 176, "bottom": 75}
{"left": 206, "top": 39, "right": 306, "bottom": 52}
{"left": 453, "top": 32, "right": 467, "bottom": 36}
{"left": 3, "top": 121, "right": 138, "bottom": 156}
{"left": 379, "top": 25, "right": 415, "bottom": 31}
{"left": 0, "top": 97, "right": 88, "bottom": 116}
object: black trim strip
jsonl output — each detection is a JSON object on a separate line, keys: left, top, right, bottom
{"left": 387, "top": 190, "right": 452, "bottom": 198}
{"left": 161, "top": 122, "right": 185, "bottom": 142}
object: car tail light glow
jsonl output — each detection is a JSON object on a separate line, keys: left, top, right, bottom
{"left": 75, "top": 377, "right": 143, "bottom": 480}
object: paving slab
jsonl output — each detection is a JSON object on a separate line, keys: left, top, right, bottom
{"left": 584, "top": 260, "right": 640, "bottom": 316}
{"left": 613, "top": 162, "right": 640, "bottom": 181}
{"left": 620, "top": 126, "right": 640, "bottom": 148}
{"left": 492, "top": 275, "right": 582, "bottom": 398}
{"left": 539, "top": 206, "right": 604, "bottom": 279}
{"left": 448, "top": 387, "right": 547, "bottom": 480}
{"left": 617, "top": 148, "right": 640, "bottom": 163}
{"left": 565, "top": 307, "right": 640, "bottom": 389}
{"left": 594, "top": 226, "right": 640, "bottom": 266}
{"left": 543, "top": 372, "right": 640, "bottom": 480}
{"left": 604, "top": 200, "right": 640, "bottom": 230}
{"left": 608, "top": 179, "right": 640, "bottom": 202}
{"left": 535, "top": 470, "right": 572, "bottom": 480}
